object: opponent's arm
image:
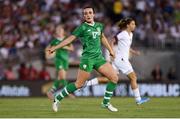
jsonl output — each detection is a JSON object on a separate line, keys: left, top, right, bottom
{"left": 129, "top": 48, "right": 141, "bottom": 56}
{"left": 110, "top": 38, "right": 116, "bottom": 49}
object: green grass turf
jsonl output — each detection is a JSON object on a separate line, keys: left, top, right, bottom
{"left": 0, "top": 97, "right": 180, "bottom": 118}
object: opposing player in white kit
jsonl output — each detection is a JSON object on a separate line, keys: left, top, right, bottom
{"left": 84, "top": 18, "right": 150, "bottom": 105}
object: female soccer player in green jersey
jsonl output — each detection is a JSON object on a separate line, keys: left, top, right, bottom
{"left": 46, "top": 25, "right": 74, "bottom": 100}
{"left": 83, "top": 18, "right": 149, "bottom": 105}
{"left": 48, "top": 6, "right": 119, "bottom": 112}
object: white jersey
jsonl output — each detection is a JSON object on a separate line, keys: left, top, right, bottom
{"left": 115, "top": 30, "right": 133, "bottom": 60}
{"left": 112, "top": 30, "right": 134, "bottom": 75}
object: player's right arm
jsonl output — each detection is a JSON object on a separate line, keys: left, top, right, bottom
{"left": 49, "top": 25, "right": 82, "bottom": 53}
{"left": 45, "top": 45, "right": 55, "bottom": 59}
{"left": 129, "top": 48, "right": 141, "bottom": 56}
{"left": 62, "top": 44, "right": 74, "bottom": 51}
{"left": 49, "top": 35, "right": 76, "bottom": 53}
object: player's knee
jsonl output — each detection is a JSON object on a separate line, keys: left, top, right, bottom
{"left": 75, "top": 82, "right": 84, "bottom": 89}
{"left": 128, "top": 72, "right": 137, "bottom": 81}
{"left": 110, "top": 74, "right": 119, "bottom": 83}
{"left": 132, "top": 74, "right": 137, "bottom": 81}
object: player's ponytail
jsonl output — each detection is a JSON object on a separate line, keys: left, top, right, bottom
{"left": 117, "top": 18, "right": 134, "bottom": 30}
{"left": 117, "top": 19, "right": 126, "bottom": 30}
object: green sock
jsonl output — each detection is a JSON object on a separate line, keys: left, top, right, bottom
{"left": 56, "top": 83, "right": 77, "bottom": 101}
{"left": 52, "top": 79, "right": 69, "bottom": 91}
{"left": 51, "top": 80, "right": 61, "bottom": 91}
{"left": 60, "top": 79, "right": 69, "bottom": 87}
{"left": 103, "top": 81, "right": 117, "bottom": 105}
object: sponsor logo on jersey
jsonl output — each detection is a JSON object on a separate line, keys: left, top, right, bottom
{"left": 59, "top": 65, "right": 62, "bottom": 69}
{"left": 83, "top": 64, "right": 87, "bottom": 69}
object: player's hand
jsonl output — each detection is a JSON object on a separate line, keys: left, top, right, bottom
{"left": 45, "top": 47, "right": 55, "bottom": 59}
{"left": 48, "top": 46, "right": 56, "bottom": 53}
{"left": 135, "top": 50, "right": 141, "bottom": 56}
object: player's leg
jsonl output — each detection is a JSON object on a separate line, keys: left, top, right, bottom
{"left": 57, "top": 69, "right": 75, "bottom": 98}
{"left": 47, "top": 59, "right": 68, "bottom": 100}
{"left": 55, "top": 69, "right": 90, "bottom": 101}
{"left": 75, "top": 69, "right": 91, "bottom": 88}
{"left": 127, "top": 72, "right": 150, "bottom": 104}
{"left": 114, "top": 59, "right": 149, "bottom": 104}
{"left": 52, "top": 69, "right": 91, "bottom": 112}
{"left": 96, "top": 62, "right": 119, "bottom": 112}
{"left": 58, "top": 69, "right": 68, "bottom": 87}
{"left": 52, "top": 59, "right": 92, "bottom": 112}
{"left": 58, "top": 59, "right": 70, "bottom": 87}
{"left": 47, "top": 69, "right": 67, "bottom": 100}
{"left": 61, "top": 61, "right": 75, "bottom": 98}
{"left": 56, "top": 69, "right": 68, "bottom": 90}
{"left": 127, "top": 72, "right": 140, "bottom": 101}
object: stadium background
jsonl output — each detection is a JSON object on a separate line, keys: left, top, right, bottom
{"left": 0, "top": 0, "right": 180, "bottom": 118}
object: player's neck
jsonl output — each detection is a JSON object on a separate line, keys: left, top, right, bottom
{"left": 125, "top": 29, "right": 132, "bottom": 36}
{"left": 85, "top": 21, "right": 95, "bottom": 26}
{"left": 55, "top": 34, "right": 64, "bottom": 39}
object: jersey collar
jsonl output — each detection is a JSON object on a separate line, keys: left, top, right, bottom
{"left": 85, "top": 22, "right": 95, "bottom": 26}
{"left": 124, "top": 30, "right": 132, "bottom": 37}
{"left": 56, "top": 37, "right": 63, "bottom": 41}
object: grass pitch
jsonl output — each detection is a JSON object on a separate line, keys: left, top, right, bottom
{"left": 0, "top": 97, "right": 180, "bottom": 118}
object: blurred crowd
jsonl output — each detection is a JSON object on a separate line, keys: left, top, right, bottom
{"left": 151, "top": 64, "right": 177, "bottom": 81}
{"left": 0, "top": 62, "right": 51, "bottom": 81}
{"left": 0, "top": 0, "right": 180, "bottom": 80}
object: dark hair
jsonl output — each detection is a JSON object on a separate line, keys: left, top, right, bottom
{"left": 117, "top": 18, "right": 134, "bottom": 30}
{"left": 83, "top": 6, "right": 95, "bottom": 13}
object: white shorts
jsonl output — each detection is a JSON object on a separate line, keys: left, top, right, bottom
{"left": 112, "top": 57, "right": 134, "bottom": 75}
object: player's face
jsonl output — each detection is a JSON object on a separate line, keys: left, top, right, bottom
{"left": 127, "top": 21, "right": 136, "bottom": 31}
{"left": 83, "top": 8, "right": 95, "bottom": 23}
{"left": 56, "top": 27, "right": 65, "bottom": 36}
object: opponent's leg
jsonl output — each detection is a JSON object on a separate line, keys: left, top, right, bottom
{"left": 127, "top": 72, "right": 150, "bottom": 105}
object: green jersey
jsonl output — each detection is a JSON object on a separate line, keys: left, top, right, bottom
{"left": 72, "top": 22, "right": 104, "bottom": 60}
{"left": 50, "top": 37, "right": 69, "bottom": 61}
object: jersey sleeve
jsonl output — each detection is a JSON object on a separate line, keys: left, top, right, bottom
{"left": 49, "top": 39, "right": 56, "bottom": 46}
{"left": 98, "top": 23, "right": 104, "bottom": 38}
{"left": 101, "top": 23, "right": 104, "bottom": 32}
{"left": 72, "top": 25, "right": 83, "bottom": 38}
{"left": 50, "top": 38, "right": 59, "bottom": 46}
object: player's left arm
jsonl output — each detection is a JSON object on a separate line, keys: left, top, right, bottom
{"left": 101, "top": 33, "right": 115, "bottom": 58}
{"left": 129, "top": 48, "right": 141, "bottom": 56}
